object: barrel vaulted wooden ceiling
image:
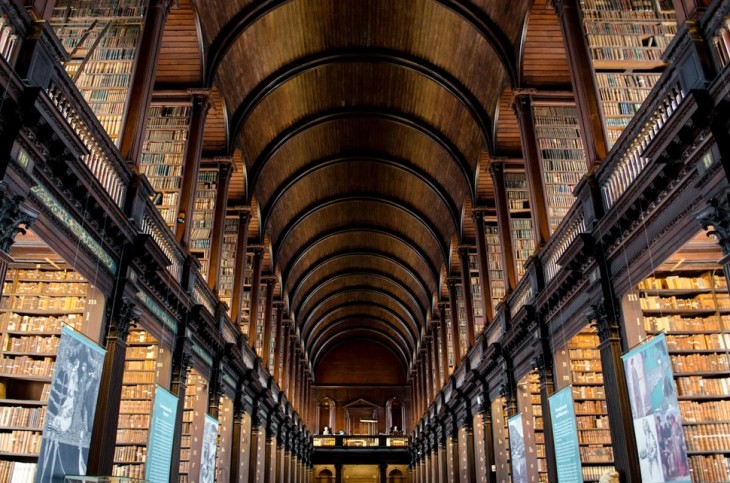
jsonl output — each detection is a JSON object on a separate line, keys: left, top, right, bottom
{"left": 156, "top": 0, "right": 570, "bottom": 381}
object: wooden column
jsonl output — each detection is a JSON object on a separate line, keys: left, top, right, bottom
{"left": 447, "top": 280, "right": 462, "bottom": 366}
{"left": 437, "top": 303, "right": 449, "bottom": 385}
{"left": 118, "top": 0, "right": 173, "bottom": 164}
{"left": 263, "top": 428, "right": 274, "bottom": 483}
{"left": 291, "top": 350, "right": 301, "bottom": 408}
{"left": 272, "top": 304, "right": 285, "bottom": 384}
{"left": 207, "top": 159, "right": 233, "bottom": 291}
{"left": 261, "top": 279, "right": 275, "bottom": 366}
{"left": 176, "top": 90, "right": 210, "bottom": 244}
{"left": 552, "top": 0, "right": 608, "bottom": 166}
{"left": 169, "top": 348, "right": 193, "bottom": 482}
{"left": 247, "top": 247, "right": 264, "bottom": 348}
{"left": 448, "top": 431, "right": 460, "bottom": 482}
{"left": 335, "top": 463, "right": 343, "bottom": 483}
{"left": 283, "top": 433, "right": 292, "bottom": 482}
{"left": 534, "top": 354, "right": 558, "bottom": 483}
{"left": 438, "top": 436, "right": 448, "bottom": 483}
{"left": 460, "top": 423, "right": 477, "bottom": 482}
{"left": 277, "top": 431, "right": 286, "bottom": 482}
{"left": 470, "top": 209, "right": 495, "bottom": 322}
{"left": 414, "top": 362, "right": 422, "bottom": 417}
{"left": 423, "top": 344, "right": 433, "bottom": 405}
{"left": 512, "top": 92, "right": 551, "bottom": 247}
{"left": 87, "top": 298, "right": 140, "bottom": 474}
{"left": 231, "top": 210, "right": 252, "bottom": 326}
{"left": 457, "top": 248, "right": 476, "bottom": 348}
{"left": 487, "top": 161, "right": 517, "bottom": 291}
{"left": 230, "top": 387, "right": 246, "bottom": 483}
{"left": 248, "top": 409, "right": 262, "bottom": 483}
{"left": 592, "top": 304, "right": 641, "bottom": 482}
{"left": 672, "top": 0, "right": 710, "bottom": 25}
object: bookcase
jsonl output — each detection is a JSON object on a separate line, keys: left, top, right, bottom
{"left": 517, "top": 371, "right": 547, "bottom": 483}
{"left": 190, "top": 169, "right": 218, "bottom": 281}
{"left": 239, "top": 253, "right": 254, "bottom": 336}
{"left": 455, "top": 285, "right": 469, "bottom": 358}
{"left": 467, "top": 252, "right": 485, "bottom": 335}
{"left": 179, "top": 369, "right": 208, "bottom": 483}
{"left": 556, "top": 328, "right": 614, "bottom": 481}
{"left": 578, "top": 0, "right": 676, "bottom": 148}
{"left": 253, "top": 289, "right": 266, "bottom": 358}
{"left": 0, "top": 262, "right": 90, "bottom": 475}
{"left": 505, "top": 171, "right": 535, "bottom": 281}
{"left": 112, "top": 328, "right": 161, "bottom": 479}
{"left": 484, "top": 221, "right": 506, "bottom": 316}
{"left": 50, "top": 0, "right": 146, "bottom": 145}
{"left": 217, "top": 215, "right": 240, "bottom": 313}
{"left": 532, "top": 102, "right": 588, "bottom": 234}
{"left": 629, "top": 236, "right": 730, "bottom": 482}
{"left": 140, "top": 102, "right": 192, "bottom": 228}
{"left": 491, "top": 396, "right": 511, "bottom": 483}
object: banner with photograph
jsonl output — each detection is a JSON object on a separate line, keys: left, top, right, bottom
{"left": 145, "top": 386, "right": 179, "bottom": 483}
{"left": 508, "top": 414, "right": 527, "bottom": 483}
{"left": 36, "top": 326, "right": 106, "bottom": 482}
{"left": 622, "top": 333, "right": 690, "bottom": 483}
{"left": 199, "top": 414, "right": 219, "bottom": 483}
{"left": 549, "top": 386, "right": 583, "bottom": 483}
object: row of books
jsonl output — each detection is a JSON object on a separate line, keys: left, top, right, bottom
{"left": 685, "top": 423, "right": 730, "bottom": 452}
{"left": 672, "top": 353, "right": 730, "bottom": 373}
{"left": 680, "top": 400, "right": 730, "bottom": 423}
{"left": 577, "top": 415, "right": 610, "bottom": 429}
{"left": 573, "top": 385, "right": 606, "bottom": 399}
{"left": 640, "top": 293, "right": 721, "bottom": 311}
{"left": 0, "top": 406, "right": 45, "bottom": 429}
{"left": 573, "top": 371, "right": 605, "bottom": 384}
{"left": 598, "top": 87, "right": 657, "bottom": 102}
{"left": 114, "top": 445, "right": 146, "bottom": 463}
{"left": 644, "top": 314, "right": 730, "bottom": 333}
{"left": 677, "top": 376, "right": 730, "bottom": 397}
{"left": 578, "top": 429, "right": 612, "bottom": 444}
{"left": 666, "top": 333, "right": 730, "bottom": 351}
{"left": 0, "top": 430, "right": 41, "bottom": 455}
{"left": 2, "top": 295, "right": 85, "bottom": 312}
{"left": 118, "top": 414, "right": 150, "bottom": 429}
{"left": 119, "top": 399, "right": 152, "bottom": 414}
{"left": 642, "top": 273, "right": 726, "bottom": 291}
{"left": 585, "top": 22, "right": 676, "bottom": 36}
{"left": 3, "top": 335, "right": 60, "bottom": 354}
{"left": 0, "top": 357, "right": 53, "bottom": 377}
{"left": 579, "top": 446, "right": 613, "bottom": 461}
{"left": 587, "top": 33, "right": 673, "bottom": 49}
{"left": 11, "top": 282, "right": 87, "bottom": 295}
{"left": 688, "top": 454, "right": 730, "bottom": 482}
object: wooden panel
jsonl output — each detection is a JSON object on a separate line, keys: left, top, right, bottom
{"left": 156, "top": 0, "right": 202, "bottom": 84}
{"left": 520, "top": 0, "right": 571, "bottom": 88}
{"left": 315, "top": 341, "right": 407, "bottom": 385}
{"left": 202, "top": 87, "right": 227, "bottom": 154}
{"left": 495, "top": 88, "right": 522, "bottom": 156}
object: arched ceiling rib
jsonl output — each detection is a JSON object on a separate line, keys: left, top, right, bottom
{"left": 191, "top": 0, "right": 532, "bottom": 379}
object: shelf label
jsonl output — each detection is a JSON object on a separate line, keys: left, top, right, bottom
{"left": 622, "top": 333, "right": 690, "bottom": 483}
{"left": 146, "top": 385, "right": 179, "bottom": 483}
{"left": 549, "top": 386, "right": 583, "bottom": 483}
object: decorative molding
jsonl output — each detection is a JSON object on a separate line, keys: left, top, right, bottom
{"left": 696, "top": 186, "right": 730, "bottom": 255}
{"left": 0, "top": 183, "right": 36, "bottom": 253}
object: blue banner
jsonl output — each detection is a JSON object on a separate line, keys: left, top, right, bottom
{"left": 623, "top": 333, "right": 690, "bottom": 483}
{"left": 145, "top": 386, "right": 179, "bottom": 483}
{"left": 37, "top": 326, "right": 106, "bottom": 482}
{"left": 549, "top": 386, "right": 583, "bottom": 483}
{"left": 508, "top": 414, "right": 527, "bottom": 483}
{"left": 199, "top": 414, "right": 219, "bottom": 483}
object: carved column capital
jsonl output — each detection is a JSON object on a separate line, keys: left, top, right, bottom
{"left": 588, "top": 301, "right": 619, "bottom": 343}
{"left": 114, "top": 297, "right": 142, "bottom": 340}
{"left": 0, "top": 184, "right": 36, "bottom": 253}
{"left": 697, "top": 187, "right": 730, "bottom": 255}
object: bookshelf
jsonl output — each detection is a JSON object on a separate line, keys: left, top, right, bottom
{"left": 631, "top": 237, "right": 730, "bottom": 482}
{"left": 467, "top": 253, "right": 485, "bottom": 335}
{"left": 217, "top": 215, "right": 240, "bottom": 313}
{"left": 484, "top": 221, "right": 506, "bottom": 315}
{"left": 445, "top": 305, "right": 455, "bottom": 374}
{"left": 517, "top": 371, "right": 547, "bottom": 483}
{"left": 253, "top": 289, "right": 266, "bottom": 358}
{"left": 50, "top": 0, "right": 146, "bottom": 145}
{"left": 556, "top": 328, "right": 614, "bottom": 482}
{"left": 455, "top": 284, "right": 469, "bottom": 358}
{"left": 532, "top": 102, "right": 587, "bottom": 234}
{"left": 112, "top": 328, "right": 160, "bottom": 479}
{"left": 0, "top": 263, "right": 90, "bottom": 474}
{"left": 579, "top": 0, "right": 676, "bottom": 148}
{"left": 492, "top": 396, "right": 511, "bottom": 483}
{"left": 239, "top": 253, "right": 254, "bottom": 337}
{"left": 190, "top": 169, "right": 218, "bottom": 281}
{"left": 179, "top": 369, "right": 207, "bottom": 483}
{"left": 139, "top": 103, "right": 192, "bottom": 228}
{"left": 505, "top": 171, "right": 535, "bottom": 281}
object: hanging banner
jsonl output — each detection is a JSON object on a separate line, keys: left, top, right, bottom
{"left": 145, "top": 386, "right": 179, "bottom": 483}
{"left": 508, "top": 414, "right": 527, "bottom": 483}
{"left": 199, "top": 414, "right": 219, "bottom": 483}
{"left": 622, "top": 333, "right": 690, "bottom": 483}
{"left": 36, "top": 326, "right": 106, "bottom": 482}
{"left": 549, "top": 386, "right": 583, "bottom": 483}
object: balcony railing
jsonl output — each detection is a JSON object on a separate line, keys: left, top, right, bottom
{"left": 313, "top": 435, "right": 409, "bottom": 448}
